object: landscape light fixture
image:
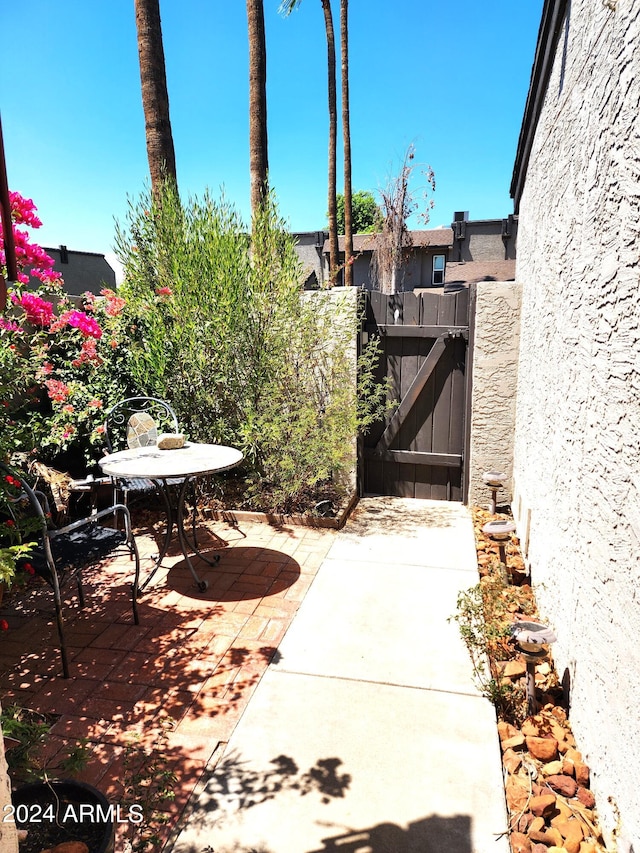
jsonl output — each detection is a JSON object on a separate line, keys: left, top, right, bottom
{"left": 510, "top": 620, "right": 557, "bottom": 714}
{"left": 482, "top": 518, "right": 516, "bottom": 572}
{"left": 482, "top": 470, "right": 508, "bottom": 514}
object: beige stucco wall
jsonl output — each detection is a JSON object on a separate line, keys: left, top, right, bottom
{"left": 467, "top": 281, "right": 521, "bottom": 508}
{"left": 512, "top": 1, "right": 640, "bottom": 848}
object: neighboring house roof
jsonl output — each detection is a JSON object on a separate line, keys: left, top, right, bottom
{"left": 510, "top": 0, "right": 569, "bottom": 211}
{"left": 444, "top": 260, "right": 516, "bottom": 286}
{"left": 323, "top": 228, "right": 454, "bottom": 254}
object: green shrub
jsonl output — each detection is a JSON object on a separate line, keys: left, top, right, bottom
{"left": 115, "top": 187, "right": 388, "bottom": 512}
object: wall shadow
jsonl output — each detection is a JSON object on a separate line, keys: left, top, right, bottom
{"left": 307, "top": 814, "right": 473, "bottom": 853}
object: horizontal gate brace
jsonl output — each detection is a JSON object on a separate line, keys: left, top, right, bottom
{"left": 364, "top": 449, "right": 462, "bottom": 468}
{"left": 365, "top": 323, "right": 469, "bottom": 340}
{"left": 376, "top": 334, "right": 447, "bottom": 452}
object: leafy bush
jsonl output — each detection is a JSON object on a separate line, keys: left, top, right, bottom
{"left": 115, "top": 187, "right": 388, "bottom": 512}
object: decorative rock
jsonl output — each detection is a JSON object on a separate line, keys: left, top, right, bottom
{"left": 503, "top": 660, "right": 527, "bottom": 679}
{"left": 526, "top": 736, "right": 559, "bottom": 762}
{"left": 522, "top": 718, "right": 541, "bottom": 737}
{"left": 555, "top": 818, "right": 584, "bottom": 846}
{"left": 506, "top": 776, "right": 530, "bottom": 812}
{"left": 157, "top": 432, "right": 185, "bottom": 450}
{"left": 510, "top": 831, "right": 532, "bottom": 853}
{"left": 529, "top": 828, "right": 557, "bottom": 845}
{"left": 529, "top": 793, "right": 557, "bottom": 817}
{"left": 575, "top": 761, "right": 590, "bottom": 786}
{"left": 576, "top": 786, "right": 596, "bottom": 809}
{"left": 531, "top": 845, "right": 549, "bottom": 853}
{"left": 515, "top": 812, "right": 535, "bottom": 833}
{"left": 499, "top": 721, "right": 520, "bottom": 742}
{"left": 503, "top": 747, "right": 523, "bottom": 773}
{"left": 503, "top": 733, "right": 526, "bottom": 751}
{"left": 528, "top": 817, "right": 545, "bottom": 833}
{"left": 541, "top": 760, "right": 563, "bottom": 776}
{"left": 39, "top": 844, "right": 90, "bottom": 853}
{"left": 545, "top": 774, "right": 578, "bottom": 798}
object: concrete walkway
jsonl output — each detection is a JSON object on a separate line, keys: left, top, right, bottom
{"left": 169, "top": 497, "right": 509, "bottom": 853}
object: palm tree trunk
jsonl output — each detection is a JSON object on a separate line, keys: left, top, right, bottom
{"left": 321, "top": 0, "right": 339, "bottom": 286}
{"left": 134, "top": 0, "right": 177, "bottom": 199}
{"left": 247, "top": 0, "right": 269, "bottom": 219}
{"left": 340, "top": 0, "right": 353, "bottom": 287}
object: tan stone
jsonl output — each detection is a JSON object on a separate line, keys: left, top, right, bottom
{"left": 506, "top": 776, "right": 530, "bottom": 812}
{"left": 548, "top": 827, "right": 564, "bottom": 846}
{"left": 555, "top": 818, "right": 584, "bottom": 844}
{"left": 564, "top": 747, "right": 583, "bottom": 764}
{"left": 531, "top": 845, "right": 549, "bottom": 853}
{"left": 504, "top": 733, "right": 526, "bottom": 751}
{"left": 541, "top": 760, "right": 563, "bottom": 776}
{"left": 522, "top": 718, "right": 541, "bottom": 737}
{"left": 503, "top": 660, "right": 527, "bottom": 678}
{"left": 563, "top": 840, "right": 581, "bottom": 853}
{"left": 528, "top": 817, "right": 545, "bottom": 833}
{"left": 550, "top": 801, "right": 575, "bottom": 825}
{"left": 526, "top": 736, "right": 559, "bottom": 761}
{"left": 499, "top": 721, "right": 520, "bottom": 742}
{"left": 529, "top": 793, "right": 557, "bottom": 817}
{"left": 546, "top": 774, "right": 578, "bottom": 798}
{"left": 529, "top": 829, "right": 556, "bottom": 845}
{"left": 503, "top": 747, "right": 523, "bottom": 773}
{"left": 510, "top": 831, "right": 532, "bottom": 853}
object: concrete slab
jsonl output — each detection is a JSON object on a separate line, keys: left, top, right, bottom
{"left": 171, "top": 670, "right": 507, "bottom": 853}
{"left": 326, "top": 498, "right": 479, "bottom": 572}
{"left": 275, "top": 558, "right": 480, "bottom": 694}
{"left": 169, "top": 498, "right": 509, "bottom": 853}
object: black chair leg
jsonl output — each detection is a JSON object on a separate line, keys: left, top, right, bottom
{"left": 76, "top": 575, "right": 85, "bottom": 608}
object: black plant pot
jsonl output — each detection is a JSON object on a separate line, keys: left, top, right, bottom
{"left": 11, "top": 779, "right": 115, "bottom": 853}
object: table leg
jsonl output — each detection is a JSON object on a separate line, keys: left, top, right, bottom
{"left": 176, "top": 476, "right": 220, "bottom": 592}
{"left": 137, "top": 479, "right": 174, "bottom": 594}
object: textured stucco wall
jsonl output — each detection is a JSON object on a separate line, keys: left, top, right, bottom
{"left": 513, "top": 1, "right": 640, "bottom": 848}
{"left": 467, "top": 281, "right": 521, "bottom": 507}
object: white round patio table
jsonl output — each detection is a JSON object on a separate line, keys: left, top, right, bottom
{"left": 99, "top": 442, "right": 243, "bottom": 592}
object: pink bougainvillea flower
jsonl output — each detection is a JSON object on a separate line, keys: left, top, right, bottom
{"left": 155, "top": 286, "right": 172, "bottom": 297}
{"left": 88, "top": 398, "right": 103, "bottom": 409}
{"left": 0, "top": 317, "right": 23, "bottom": 333}
{"left": 100, "top": 288, "right": 126, "bottom": 317}
{"left": 45, "top": 379, "right": 70, "bottom": 403}
{"left": 14, "top": 292, "right": 55, "bottom": 327}
{"left": 71, "top": 337, "right": 102, "bottom": 368}
{"left": 4, "top": 519, "right": 15, "bottom": 528}
{"left": 62, "top": 404, "right": 75, "bottom": 414}
{"left": 66, "top": 310, "right": 102, "bottom": 339}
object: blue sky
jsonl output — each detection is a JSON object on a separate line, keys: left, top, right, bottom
{"left": 2, "top": 0, "right": 543, "bottom": 273}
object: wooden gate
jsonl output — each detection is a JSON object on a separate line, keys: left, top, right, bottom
{"left": 360, "top": 288, "right": 470, "bottom": 501}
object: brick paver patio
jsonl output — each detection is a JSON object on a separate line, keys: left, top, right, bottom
{"left": 0, "top": 513, "right": 335, "bottom": 849}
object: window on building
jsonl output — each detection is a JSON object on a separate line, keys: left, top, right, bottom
{"left": 432, "top": 254, "right": 445, "bottom": 285}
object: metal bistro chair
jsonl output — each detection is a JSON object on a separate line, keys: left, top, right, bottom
{"left": 103, "top": 397, "right": 187, "bottom": 590}
{"left": 0, "top": 461, "right": 140, "bottom": 679}
{"left": 103, "top": 396, "right": 225, "bottom": 591}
